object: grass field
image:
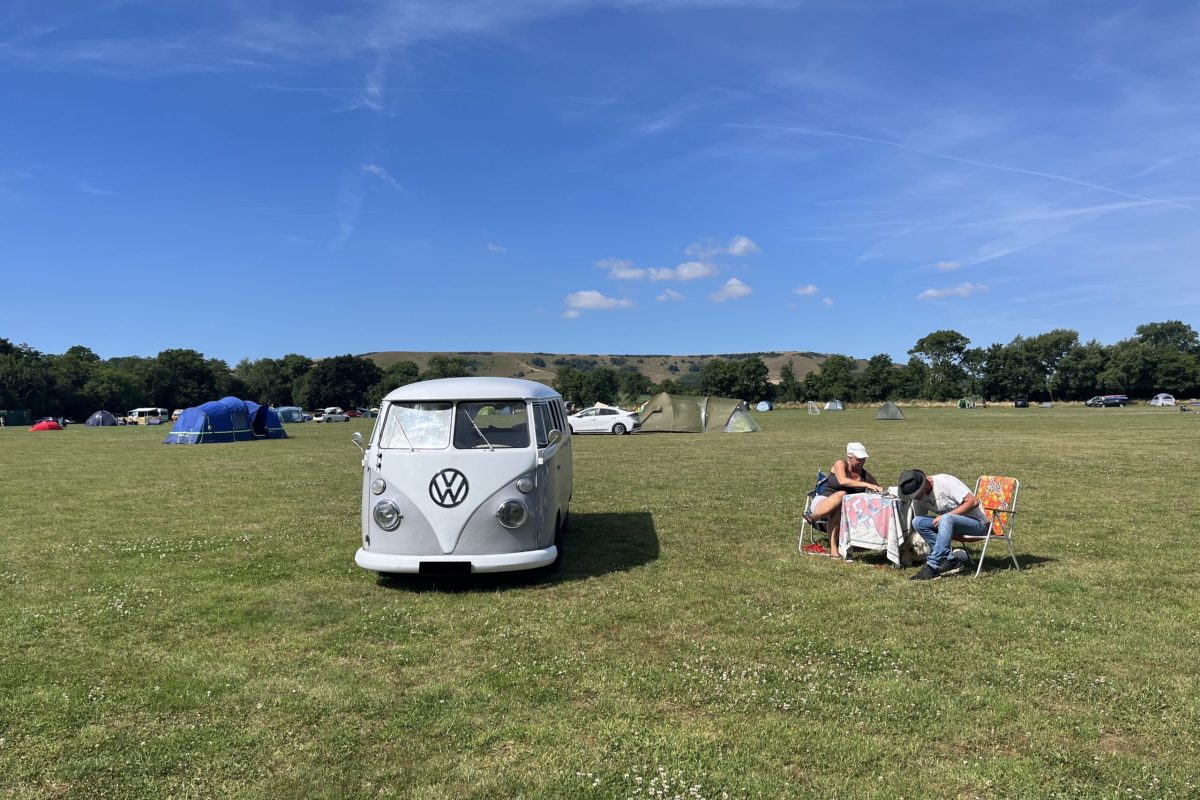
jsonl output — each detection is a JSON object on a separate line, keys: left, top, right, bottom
{"left": 3, "top": 407, "right": 1199, "bottom": 799}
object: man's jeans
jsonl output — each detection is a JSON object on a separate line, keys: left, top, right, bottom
{"left": 913, "top": 514, "right": 988, "bottom": 571}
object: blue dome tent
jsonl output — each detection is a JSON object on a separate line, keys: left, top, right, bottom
{"left": 164, "top": 397, "right": 287, "bottom": 444}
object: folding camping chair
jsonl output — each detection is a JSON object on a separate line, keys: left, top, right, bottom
{"left": 799, "top": 471, "right": 830, "bottom": 554}
{"left": 952, "top": 475, "right": 1020, "bottom": 577}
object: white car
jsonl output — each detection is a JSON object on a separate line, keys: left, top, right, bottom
{"left": 568, "top": 405, "right": 640, "bottom": 435}
{"left": 315, "top": 407, "right": 350, "bottom": 422}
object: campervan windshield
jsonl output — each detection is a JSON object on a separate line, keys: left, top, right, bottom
{"left": 377, "top": 400, "right": 532, "bottom": 451}
{"left": 380, "top": 402, "right": 452, "bottom": 449}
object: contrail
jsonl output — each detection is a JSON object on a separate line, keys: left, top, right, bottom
{"left": 727, "top": 123, "right": 1197, "bottom": 212}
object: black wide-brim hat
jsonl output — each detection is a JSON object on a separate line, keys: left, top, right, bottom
{"left": 898, "top": 469, "right": 927, "bottom": 500}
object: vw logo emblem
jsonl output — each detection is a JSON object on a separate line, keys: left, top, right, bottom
{"left": 429, "top": 468, "right": 469, "bottom": 508}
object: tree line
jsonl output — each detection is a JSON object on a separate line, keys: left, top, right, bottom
{"left": 0, "top": 341, "right": 474, "bottom": 420}
{"left": 2, "top": 320, "right": 1195, "bottom": 417}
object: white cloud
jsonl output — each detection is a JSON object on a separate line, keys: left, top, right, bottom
{"left": 565, "top": 290, "right": 634, "bottom": 311}
{"left": 487, "top": 242, "right": 506, "bottom": 253}
{"left": 562, "top": 309, "right": 581, "bottom": 319}
{"left": 727, "top": 235, "right": 761, "bottom": 256}
{"left": 917, "top": 282, "right": 989, "bottom": 300}
{"left": 657, "top": 289, "right": 685, "bottom": 302}
{"left": 709, "top": 278, "right": 752, "bottom": 302}
{"left": 685, "top": 235, "right": 761, "bottom": 259}
{"left": 822, "top": 297, "right": 835, "bottom": 307}
{"left": 646, "top": 261, "right": 716, "bottom": 281}
{"left": 362, "top": 163, "right": 403, "bottom": 190}
{"left": 934, "top": 260, "right": 962, "bottom": 271}
{"left": 596, "top": 257, "right": 646, "bottom": 280}
{"left": 794, "top": 284, "right": 819, "bottom": 296}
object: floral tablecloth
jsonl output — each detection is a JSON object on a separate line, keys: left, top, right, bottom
{"left": 839, "top": 493, "right": 902, "bottom": 565}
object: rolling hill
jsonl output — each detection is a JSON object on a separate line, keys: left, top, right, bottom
{"left": 360, "top": 351, "right": 853, "bottom": 384}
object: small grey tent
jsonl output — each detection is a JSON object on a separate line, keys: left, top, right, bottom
{"left": 824, "top": 400, "right": 845, "bottom": 411}
{"left": 756, "top": 401, "right": 773, "bottom": 412}
{"left": 86, "top": 410, "right": 119, "bottom": 426}
{"left": 875, "top": 401, "right": 905, "bottom": 420}
{"left": 638, "top": 392, "right": 761, "bottom": 433}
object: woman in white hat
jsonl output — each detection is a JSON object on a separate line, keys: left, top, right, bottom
{"left": 804, "top": 442, "right": 883, "bottom": 558}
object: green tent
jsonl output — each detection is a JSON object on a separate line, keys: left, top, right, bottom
{"left": 875, "top": 401, "right": 905, "bottom": 420}
{"left": 638, "top": 392, "right": 762, "bottom": 433}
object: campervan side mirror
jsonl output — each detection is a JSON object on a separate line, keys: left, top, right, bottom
{"left": 351, "top": 432, "right": 364, "bottom": 452}
{"left": 548, "top": 429, "right": 562, "bottom": 446}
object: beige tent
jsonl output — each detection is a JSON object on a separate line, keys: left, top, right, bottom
{"left": 638, "top": 392, "right": 761, "bottom": 433}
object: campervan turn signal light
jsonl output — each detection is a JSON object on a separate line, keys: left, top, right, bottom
{"left": 373, "top": 500, "right": 402, "bottom": 531}
{"left": 496, "top": 499, "right": 528, "bottom": 529}
{"left": 516, "top": 477, "right": 534, "bottom": 494}
{"left": 371, "top": 478, "right": 387, "bottom": 495}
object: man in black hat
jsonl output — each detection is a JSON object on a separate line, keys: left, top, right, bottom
{"left": 897, "top": 468, "right": 989, "bottom": 580}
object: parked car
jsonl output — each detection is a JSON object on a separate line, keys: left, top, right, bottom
{"left": 315, "top": 407, "right": 350, "bottom": 422}
{"left": 568, "top": 404, "right": 641, "bottom": 435}
{"left": 1086, "top": 395, "right": 1129, "bottom": 407}
{"left": 346, "top": 409, "right": 362, "bottom": 418}
{"left": 1013, "top": 397, "right": 1029, "bottom": 408}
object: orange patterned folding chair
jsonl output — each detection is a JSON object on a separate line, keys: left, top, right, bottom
{"left": 953, "top": 475, "right": 1020, "bottom": 577}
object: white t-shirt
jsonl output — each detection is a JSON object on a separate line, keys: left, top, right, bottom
{"left": 913, "top": 474, "right": 988, "bottom": 524}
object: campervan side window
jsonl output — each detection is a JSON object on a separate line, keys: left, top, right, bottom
{"left": 379, "top": 402, "right": 452, "bottom": 449}
{"left": 454, "top": 401, "right": 530, "bottom": 449}
{"left": 533, "top": 403, "right": 551, "bottom": 447}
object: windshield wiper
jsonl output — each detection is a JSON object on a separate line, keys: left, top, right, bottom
{"left": 396, "top": 418, "right": 416, "bottom": 452}
{"left": 463, "top": 409, "right": 494, "bottom": 451}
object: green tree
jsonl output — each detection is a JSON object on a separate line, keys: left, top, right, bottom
{"left": 732, "top": 357, "right": 772, "bottom": 402}
{"left": 421, "top": 355, "right": 471, "bottom": 380}
{"left": 583, "top": 367, "right": 620, "bottom": 405}
{"left": 1135, "top": 320, "right": 1199, "bottom": 353}
{"left": 776, "top": 360, "right": 801, "bottom": 403}
{"left": 147, "top": 349, "right": 220, "bottom": 411}
{"left": 861, "top": 354, "right": 896, "bottom": 402}
{"left": 815, "top": 355, "right": 856, "bottom": 401}
{"left": 47, "top": 345, "right": 101, "bottom": 418}
{"left": 297, "top": 355, "right": 383, "bottom": 409}
{"left": 908, "top": 330, "right": 970, "bottom": 400}
{"left": 700, "top": 359, "right": 739, "bottom": 397}
{"left": 0, "top": 340, "right": 52, "bottom": 413}
{"left": 618, "top": 369, "right": 652, "bottom": 403}
{"left": 1057, "top": 340, "right": 1108, "bottom": 400}
{"left": 82, "top": 365, "right": 141, "bottom": 412}
{"left": 370, "top": 360, "right": 420, "bottom": 404}
{"left": 553, "top": 367, "right": 587, "bottom": 406}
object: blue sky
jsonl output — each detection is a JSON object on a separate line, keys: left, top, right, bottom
{"left": 2, "top": 1, "right": 1198, "bottom": 365}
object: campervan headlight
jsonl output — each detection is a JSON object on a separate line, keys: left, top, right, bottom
{"left": 496, "top": 499, "right": 528, "bottom": 529}
{"left": 516, "top": 476, "right": 534, "bottom": 494}
{"left": 373, "top": 500, "right": 402, "bottom": 531}
{"left": 371, "top": 478, "right": 387, "bottom": 495}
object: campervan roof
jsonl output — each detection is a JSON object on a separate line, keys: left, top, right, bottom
{"left": 383, "top": 377, "right": 560, "bottom": 403}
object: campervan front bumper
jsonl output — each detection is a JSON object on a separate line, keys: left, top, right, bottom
{"left": 355, "top": 546, "right": 557, "bottom": 574}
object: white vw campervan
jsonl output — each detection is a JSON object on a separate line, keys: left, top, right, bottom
{"left": 353, "top": 377, "right": 573, "bottom": 575}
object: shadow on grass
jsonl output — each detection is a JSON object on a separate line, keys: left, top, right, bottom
{"left": 375, "top": 511, "right": 659, "bottom": 593}
{"left": 843, "top": 549, "right": 1056, "bottom": 575}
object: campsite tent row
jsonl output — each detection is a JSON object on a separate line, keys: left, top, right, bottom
{"left": 638, "top": 392, "right": 761, "bottom": 433}
{"left": 165, "top": 397, "right": 287, "bottom": 444}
